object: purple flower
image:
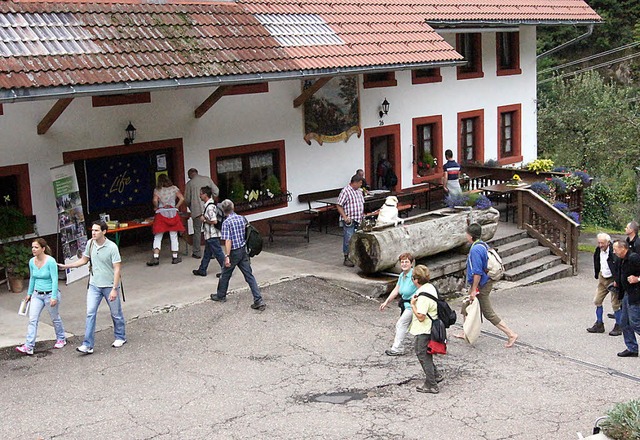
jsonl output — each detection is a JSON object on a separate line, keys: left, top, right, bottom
{"left": 445, "top": 194, "right": 469, "bottom": 208}
{"left": 474, "top": 194, "right": 492, "bottom": 210}
{"left": 553, "top": 202, "right": 569, "bottom": 212}
{"left": 549, "top": 177, "right": 567, "bottom": 194}
{"left": 530, "top": 182, "right": 550, "bottom": 195}
{"left": 567, "top": 211, "right": 580, "bottom": 223}
{"left": 552, "top": 166, "right": 569, "bottom": 173}
{"left": 572, "top": 170, "right": 591, "bottom": 184}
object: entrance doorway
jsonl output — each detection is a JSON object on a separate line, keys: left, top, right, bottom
{"left": 364, "top": 125, "right": 401, "bottom": 191}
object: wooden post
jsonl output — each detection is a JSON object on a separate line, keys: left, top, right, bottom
{"left": 37, "top": 98, "right": 73, "bottom": 135}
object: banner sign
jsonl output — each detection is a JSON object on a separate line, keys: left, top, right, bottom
{"left": 51, "top": 164, "right": 89, "bottom": 284}
{"left": 85, "top": 153, "right": 152, "bottom": 211}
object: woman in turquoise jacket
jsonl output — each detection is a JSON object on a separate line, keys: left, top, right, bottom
{"left": 15, "top": 238, "right": 66, "bottom": 355}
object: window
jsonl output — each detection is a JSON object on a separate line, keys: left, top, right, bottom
{"left": 363, "top": 72, "right": 397, "bottom": 89}
{"left": 210, "top": 140, "right": 287, "bottom": 213}
{"left": 92, "top": 92, "right": 151, "bottom": 107}
{"left": 497, "top": 104, "right": 522, "bottom": 164}
{"left": 411, "top": 68, "right": 442, "bottom": 85}
{"left": 456, "top": 33, "right": 483, "bottom": 80}
{"left": 0, "top": 164, "right": 32, "bottom": 216}
{"left": 457, "top": 110, "right": 484, "bottom": 164}
{"left": 412, "top": 116, "right": 443, "bottom": 183}
{"left": 496, "top": 32, "right": 521, "bottom": 76}
{"left": 0, "top": 104, "right": 3, "bottom": 115}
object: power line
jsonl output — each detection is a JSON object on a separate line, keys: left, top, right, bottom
{"left": 538, "top": 41, "right": 640, "bottom": 75}
{"left": 537, "top": 51, "right": 640, "bottom": 84}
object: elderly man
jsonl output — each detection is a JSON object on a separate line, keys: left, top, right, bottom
{"left": 336, "top": 174, "right": 365, "bottom": 267}
{"left": 612, "top": 240, "right": 640, "bottom": 357}
{"left": 184, "top": 168, "right": 217, "bottom": 259}
{"left": 587, "top": 233, "right": 621, "bottom": 336}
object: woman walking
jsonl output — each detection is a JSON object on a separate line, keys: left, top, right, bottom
{"left": 379, "top": 252, "right": 418, "bottom": 356}
{"left": 15, "top": 238, "right": 66, "bottom": 355}
{"left": 147, "top": 174, "right": 185, "bottom": 266}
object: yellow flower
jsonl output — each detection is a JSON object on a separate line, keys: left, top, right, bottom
{"left": 512, "top": 174, "right": 521, "bottom": 181}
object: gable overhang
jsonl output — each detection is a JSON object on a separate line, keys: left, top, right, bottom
{"left": 0, "top": 60, "right": 465, "bottom": 104}
{"left": 428, "top": 19, "right": 601, "bottom": 27}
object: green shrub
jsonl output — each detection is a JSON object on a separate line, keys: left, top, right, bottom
{"left": 600, "top": 399, "right": 640, "bottom": 440}
{"left": 264, "top": 174, "right": 282, "bottom": 196}
{"left": 583, "top": 181, "right": 616, "bottom": 228}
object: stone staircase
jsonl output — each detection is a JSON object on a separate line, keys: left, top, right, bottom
{"left": 488, "top": 231, "right": 574, "bottom": 286}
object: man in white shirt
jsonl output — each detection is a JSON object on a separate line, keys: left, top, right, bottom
{"left": 587, "top": 233, "right": 621, "bottom": 336}
{"left": 184, "top": 168, "right": 218, "bottom": 258}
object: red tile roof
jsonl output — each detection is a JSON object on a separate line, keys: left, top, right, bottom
{"left": 0, "top": 0, "right": 600, "bottom": 97}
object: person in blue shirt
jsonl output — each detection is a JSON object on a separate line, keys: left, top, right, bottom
{"left": 16, "top": 238, "right": 66, "bottom": 355}
{"left": 456, "top": 223, "right": 518, "bottom": 348}
{"left": 379, "top": 252, "right": 418, "bottom": 356}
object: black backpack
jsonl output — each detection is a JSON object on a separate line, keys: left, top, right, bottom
{"left": 418, "top": 291, "right": 457, "bottom": 328}
{"left": 245, "top": 219, "right": 263, "bottom": 257}
{"left": 214, "top": 204, "right": 226, "bottom": 231}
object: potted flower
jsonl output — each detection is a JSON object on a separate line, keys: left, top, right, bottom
{"left": 0, "top": 242, "right": 32, "bottom": 293}
{"left": 0, "top": 205, "right": 30, "bottom": 240}
{"left": 416, "top": 152, "right": 436, "bottom": 176}
{"left": 506, "top": 173, "right": 523, "bottom": 186}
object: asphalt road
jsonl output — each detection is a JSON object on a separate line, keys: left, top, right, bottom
{"left": 1, "top": 274, "right": 638, "bottom": 440}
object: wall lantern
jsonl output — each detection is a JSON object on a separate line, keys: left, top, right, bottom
{"left": 379, "top": 98, "right": 390, "bottom": 118}
{"left": 124, "top": 122, "right": 136, "bottom": 145}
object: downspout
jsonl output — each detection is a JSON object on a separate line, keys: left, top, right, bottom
{"left": 537, "top": 24, "right": 594, "bottom": 59}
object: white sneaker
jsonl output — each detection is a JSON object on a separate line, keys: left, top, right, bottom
{"left": 76, "top": 345, "right": 93, "bottom": 354}
{"left": 112, "top": 339, "right": 127, "bottom": 348}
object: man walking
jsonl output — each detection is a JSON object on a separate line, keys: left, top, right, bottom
{"left": 626, "top": 221, "right": 640, "bottom": 254}
{"left": 185, "top": 168, "right": 217, "bottom": 259}
{"left": 456, "top": 223, "right": 518, "bottom": 348}
{"left": 192, "top": 186, "right": 225, "bottom": 278}
{"left": 59, "top": 220, "right": 126, "bottom": 354}
{"left": 587, "top": 233, "right": 621, "bottom": 335}
{"left": 612, "top": 240, "right": 640, "bottom": 357}
{"left": 442, "top": 149, "right": 462, "bottom": 196}
{"left": 336, "top": 174, "right": 364, "bottom": 267}
{"left": 210, "top": 199, "right": 266, "bottom": 310}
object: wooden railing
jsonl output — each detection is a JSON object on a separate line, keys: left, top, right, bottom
{"left": 516, "top": 189, "right": 580, "bottom": 274}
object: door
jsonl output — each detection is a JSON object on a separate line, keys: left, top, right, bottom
{"left": 364, "top": 125, "right": 401, "bottom": 191}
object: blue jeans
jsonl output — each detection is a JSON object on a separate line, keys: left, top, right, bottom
{"left": 342, "top": 221, "right": 359, "bottom": 255}
{"left": 215, "top": 247, "right": 263, "bottom": 304}
{"left": 620, "top": 295, "right": 640, "bottom": 353}
{"left": 25, "top": 292, "right": 65, "bottom": 348}
{"left": 84, "top": 284, "right": 126, "bottom": 348}
{"left": 198, "top": 237, "right": 225, "bottom": 274}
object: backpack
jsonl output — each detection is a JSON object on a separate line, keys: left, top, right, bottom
{"left": 484, "top": 244, "right": 504, "bottom": 281}
{"left": 214, "top": 204, "right": 226, "bottom": 231}
{"left": 385, "top": 167, "right": 398, "bottom": 187}
{"left": 418, "top": 291, "right": 457, "bottom": 329}
{"left": 244, "top": 219, "right": 263, "bottom": 257}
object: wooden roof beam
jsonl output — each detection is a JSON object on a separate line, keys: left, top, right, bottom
{"left": 194, "top": 86, "right": 231, "bottom": 119}
{"left": 37, "top": 98, "right": 73, "bottom": 135}
{"left": 293, "top": 77, "right": 332, "bottom": 108}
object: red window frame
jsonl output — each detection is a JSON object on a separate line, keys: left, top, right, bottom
{"left": 209, "top": 140, "right": 288, "bottom": 215}
{"left": 363, "top": 72, "right": 397, "bottom": 89}
{"left": 0, "top": 163, "right": 32, "bottom": 216}
{"left": 456, "top": 33, "right": 484, "bottom": 80}
{"left": 411, "top": 68, "right": 442, "bottom": 85}
{"left": 457, "top": 109, "right": 485, "bottom": 164}
{"left": 412, "top": 115, "right": 443, "bottom": 184}
{"left": 0, "top": 104, "right": 3, "bottom": 115}
{"left": 497, "top": 104, "right": 522, "bottom": 165}
{"left": 92, "top": 92, "right": 151, "bottom": 107}
{"left": 496, "top": 32, "right": 522, "bottom": 76}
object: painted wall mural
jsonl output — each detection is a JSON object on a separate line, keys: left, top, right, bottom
{"left": 303, "top": 76, "right": 361, "bottom": 145}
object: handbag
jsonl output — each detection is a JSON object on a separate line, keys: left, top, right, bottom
{"left": 463, "top": 296, "right": 482, "bottom": 345}
{"left": 427, "top": 339, "right": 447, "bottom": 355}
{"left": 426, "top": 313, "right": 448, "bottom": 354}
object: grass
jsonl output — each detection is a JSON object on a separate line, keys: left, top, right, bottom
{"left": 581, "top": 223, "right": 624, "bottom": 235}
{"left": 578, "top": 244, "right": 595, "bottom": 253}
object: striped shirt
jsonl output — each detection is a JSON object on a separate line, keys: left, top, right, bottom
{"left": 221, "top": 212, "right": 246, "bottom": 250}
{"left": 337, "top": 184, "right": 365, "bottom": 223}
{"left": 443, "top": 160, "right": 461, "bottom": 181}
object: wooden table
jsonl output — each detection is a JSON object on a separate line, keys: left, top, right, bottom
{"left": 106, "top": 220, "right": 153, "bottom": 246}
{"left": 480, "top": 182, "right": 530, "bottom": 222}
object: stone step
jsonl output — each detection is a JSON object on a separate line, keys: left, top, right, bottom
{"left": 492, "top": 237, "right": 540, "bottom": 258}
{"left": 487, "top": 231, "right": 528, "bottom": 248}
{"left": 511, "top": 263, "right": 574, "bottom": 287}
{"left": 503, "top": 254, "right": 562, "bottom": 281}
{"left": 501, "top": 246, "right": 551, "bottom": 270}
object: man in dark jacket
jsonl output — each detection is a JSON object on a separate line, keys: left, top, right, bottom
{"left": 625, "top": 221, "right": 640, "bottom": 254}
{"left": 612, "top": 240, "right": 640, "bottom": 357}
{"left": 587, "top": 233, "right": 621, "bottom": 335}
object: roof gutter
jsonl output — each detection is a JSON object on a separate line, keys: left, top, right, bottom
{"left": 0, "top": 60, "right": 465, "bottom": 104}
{"left": 428, "top": 20, "right": 601, "bottom": 27}
{"left": 536, "top": 24, "right": 595, "bottom": 59}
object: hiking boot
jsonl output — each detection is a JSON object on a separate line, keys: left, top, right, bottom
{"left": 171, "top": 256, "right": 182, "bottom": 264}
{"left": 343, "top": 256, "right": 355, "bottom": 267}
{"left": 435, "top": 373, "right": 444, "bottom": 383}
{"left": 384, "top": 349, "right": 403, "bottom": 356}
{"left": 192, "top": 269, "right": 206, "bottom": 276}
{"left": 416, "top": 385, "right": 439, "bottom": 394}
{"left": 250, "top": 302, "right": 266, "bottom": 311}
{"left": 586, "top": 321, "right": 605, "bottom": 333}
{"left": 146, "top": 257, "right": 159, "bottom": 266}
{"left": 210, "top": 294, "right": 226, "bottom": 303}
{"left": 54, "top": 339, "right": 66, "bottom": 349}
{"left": 609, "top": 324, "right": 622, "bottom": 336}
{"left": 76, "top": 345, "right": 93, "bottom": 354}
{"left": 15, "top": 344, "right": 33, "bottom": 355}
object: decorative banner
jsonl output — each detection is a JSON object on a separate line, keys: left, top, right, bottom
{"left": 85, "top": 153, "right": 152, "bottom": 211}
{"left": 51, "top": 163, "right": 89, "bottom": 284}
{"left": 303, "top": 76, "right": 361, "bottom": 145}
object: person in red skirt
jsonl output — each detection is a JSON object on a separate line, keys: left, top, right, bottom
{"left": 147, "top": 174, "right": 185, "bottom": 266}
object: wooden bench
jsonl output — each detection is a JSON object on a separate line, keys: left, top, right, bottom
{"left": 268, "top": 219, "right": 311, "bottom": 243}
{"left": 298, "top": 188, "right": 342, "bottom": 232}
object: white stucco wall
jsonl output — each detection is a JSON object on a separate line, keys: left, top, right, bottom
{"left": 0, "top": 26, "right": 539, "bottom": 236}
